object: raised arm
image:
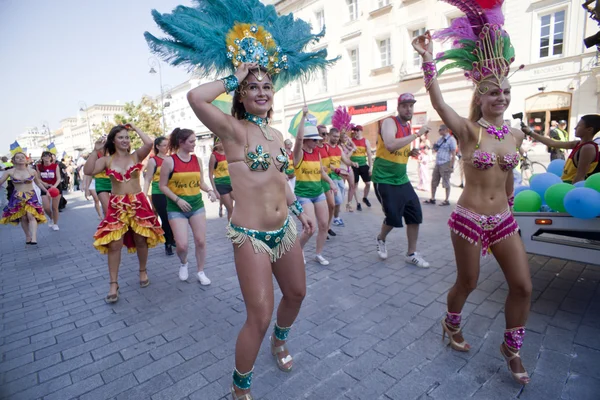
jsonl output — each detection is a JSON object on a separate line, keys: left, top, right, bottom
{"left": 188, "top": 63, "right": 256, "bottom": 141}
{"left": 412, "top": 31, "right": 470, "bottom": 140}
{"left": 84, "top": 139, "right": 108, "bottom": 176}
{"left": 131, "top": 124, "right": 153, "bottom": 161}
{"left": 521, "top": 127, "right": 578, "bottom": 150}
{"left": 292, "top": 106, "right": 309, "bottom": 167}
{"left": 198, "top": 158, "right": 216, "bottom": 199}
{"left": 0, "top": 169, "right": 11, "bottom": 186}
{"left": 380, "top": 118, "right": 427, "bottom": 153}
{"left": 143, "top": 157, "right": 156, "bottom": 197}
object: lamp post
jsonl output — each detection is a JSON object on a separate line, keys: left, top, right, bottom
{"left": 78, "top": 101, "right": 94, "bottom": 151}
{"left": 148, "top": 57, "right": 167, "bottom": 134}
{"left": 42, "top": 121, "right": 51, "bottom": 144}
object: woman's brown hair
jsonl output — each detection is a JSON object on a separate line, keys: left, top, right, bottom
{"left": 168, "top": 128, "right": 195, "bottom": 152}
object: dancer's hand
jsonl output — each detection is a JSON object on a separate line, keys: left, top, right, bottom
{"left": 298, "top": 213, "right": 315, "bottom": 235}
{"left": 302, "top": 105, "right": 309, "bottom": 117}
{"left": 94, "top": 137, "right": 106, "bottom": 152}
{"left": 207, "top": 190, "right": 217, "bottom": 202}
{"left": 417, "top": 125, "right": 430, "bottom": 138}
{"left": 521, "top": 126, "right": 532, "bottom": 135}
{"left": 351, "top": 162, "right": 358, "bottom": 168}
{"left": 409, "top": 148, "right": 420, "bottom": 158}
{"left": 412, "top": 31, "right": 433, "bottom": 61}
{"left": 177, "top": 198, "right": 192, "bottom": 212}
{"left": 234, "top": 62, "right": 259, "bottom": 83}
{"left": 84, "top": 189, "right": 90, "bottom": 200}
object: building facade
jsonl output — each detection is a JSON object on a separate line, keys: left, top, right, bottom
{"left": 267, "top": 0, "right": 599, "bottom": 144}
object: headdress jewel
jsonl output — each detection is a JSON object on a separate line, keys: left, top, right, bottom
{"left": 144, "top": 0, "right": 338, "bottom": 89}
{"left": 432, "top": 0, "right": 524, "bottom": 92}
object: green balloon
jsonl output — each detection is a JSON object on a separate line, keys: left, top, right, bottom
{"left": 584, "top": 173, "right": 600, "bottom": 193}
{"left": 514, "top": 190, "right": 542, "bottom": 212}
{"left": 544, "top": 183, "right": 574, "bottom": 213}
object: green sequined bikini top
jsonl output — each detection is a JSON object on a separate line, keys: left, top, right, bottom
{"left": 243, "top": 113, "right": 289, "bottom": 173}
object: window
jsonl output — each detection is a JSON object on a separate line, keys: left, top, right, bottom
{"left": 347, "top": 0, "right": 358, "bottom": 21}
{"left": 412, "top": 27, "right": 426, "bottom": 68}
{"left": 378, "top": 0, "right": 390, "bottom": 7}
{"left": 539, "top": 10, "right": 565, "bottom": 58}
{"left": 349, "top": 48, "right": 360, "bottom": 85}
{"left": 315, "top": 9, "right": 325, "bottom": 32}
{"left": 378, "top": 37, "right": 391, "bottom": 67}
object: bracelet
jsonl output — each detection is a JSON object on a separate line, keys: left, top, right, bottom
{"left": 220, "top": 75, "right": 239, "bottom": 93}
{"left": 288, "top": 200, "right": 304, "bottom": 217}
{"left": 508, "top": 193, "right": 515, "bottom": 209}
{"left": 175, "top": 197, "right": 180, "bottom": 204}
{"left": 422, "top": 61, "right": 437, "bottom": 91}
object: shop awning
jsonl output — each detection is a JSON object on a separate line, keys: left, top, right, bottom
{"left": 350, "top": 111, "right": 396, "bottom": 128}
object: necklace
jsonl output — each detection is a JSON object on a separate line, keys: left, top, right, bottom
{"left": 244, "top": 112, "right": 273, "bottom": 141}
{"left": 479, "top": 119, "right": 509, "bottom": 141}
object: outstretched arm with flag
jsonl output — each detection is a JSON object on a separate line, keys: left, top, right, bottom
{"left": 288, "top": 99, "right": 334, "bottom": 137}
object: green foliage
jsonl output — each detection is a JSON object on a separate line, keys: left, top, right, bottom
{"left": 91, "top": 96, "right": 163, "bottom": 149}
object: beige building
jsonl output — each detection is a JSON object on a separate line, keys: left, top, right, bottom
{"left": 267, "top": 0, "right": 599, "bottom": 144}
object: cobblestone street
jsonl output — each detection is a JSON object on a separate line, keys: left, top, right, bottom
{"left": 1, "top": 157, "right": 600, "bottom": 400}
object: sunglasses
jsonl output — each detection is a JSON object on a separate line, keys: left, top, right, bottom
{"left": 311, "top": 139, "right": 320, "bottom": 142}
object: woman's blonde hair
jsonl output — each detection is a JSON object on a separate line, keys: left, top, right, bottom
{"left": 468, "top": 91, "right": 483, "bottom": 122}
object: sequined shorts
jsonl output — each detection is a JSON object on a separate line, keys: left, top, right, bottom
{"left": 226, "top": 216, "right": 297, "bottom": 262}
{"left": 447, "top": 205, "right": 519, "bottom": 256}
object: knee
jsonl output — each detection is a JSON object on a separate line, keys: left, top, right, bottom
{"left": 246, "top": 309, "right": 273, "bottom": 336}
{"left": 134, "top": 236, "right": 148, "bottom": 248}
{"left": 284, "top": 286, "right": 306, "bottom": 305}
{"left": 318, "top": 219, "right": 329, "bottom": 231}
{"left": 177, "top": 241, "right": 189, "bottom": 253}
{"left": 194, "top": 237, "right": 205, "bottom": 249}
{"left": 108, "top": 241, "right": 122, "bottom": 252}
{"left": 456, "top": 277, "right": 478, "bottom": 294}
{"left": 510, "top": 280, "right": 532, "bottom": 299}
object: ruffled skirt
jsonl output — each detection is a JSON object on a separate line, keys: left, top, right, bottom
{"left": 93, "top": 192, "right": 165, "bottom": 254}
{"left": 0, "top": 190, "right": 47, "bottom": 225}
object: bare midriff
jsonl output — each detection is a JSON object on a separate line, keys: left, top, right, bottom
{"left": 109, "top": 179, "right": 142, "bottom": 196}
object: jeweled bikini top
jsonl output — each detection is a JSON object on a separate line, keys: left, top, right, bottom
{"left": 243, "top": 113, "right": 289, "bottom": 173}
{"left": 106, "top": 157, "right": 143, "bottom": 182}
{"left": 468, "top": 128, "right": 520, "bottom": 172}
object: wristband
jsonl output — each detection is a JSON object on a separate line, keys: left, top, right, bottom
{"left": 288, "top": 200, "right": 303, "bottom": 217}
{"left": 508, "top": 193, "right": 515, "bottom": 209}
{"left": 220, "top": 75, "right": 239, "bottom": 93}
{"left": 422, "top": 61, "right": 437, "bottom": 90}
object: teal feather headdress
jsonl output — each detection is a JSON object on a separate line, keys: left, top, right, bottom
{"left": 144, "top": 0, "right": 338, "bottom": 89}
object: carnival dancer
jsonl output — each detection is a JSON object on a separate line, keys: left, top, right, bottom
{"left": 327, "top": 127, "right": 358, "bottom": 227}
{"left": 37, "top": 151, "right": 62, "bottom": 231}
{"left": 145, "top": 2, "right": 333, "bottom": 396}
{"left": 283, "top": 139, "right": 296, "bottom": 191}
{"left": 84, "top": 124, "right": 164, "bottom": 303}
{"left": 0, "top": 152, "right": 47, "bottom": 244}
{"left": 413, "top": 0, "right": 532, "bottom": 384}
{"left": 350, "top": 125, "right": 373, "bottom": 210}
{"left": 316, "top": 125, "right": 336, "bottom": 238}
{"left": 209, "top": 137, "right": 235, "bottom": 220}
{"left": 143, "top": 136, "right": 176, "bottom": 255}
{"left": 339, "top": 127, "right": 357, "bottom": 212}
{"left": 293, "top": 109, "right": 337, "bottom": 265}
{"left": 159, "top": 128, "right": 216, "bottom": 284}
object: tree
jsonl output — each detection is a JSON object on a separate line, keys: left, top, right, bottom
{"left": 92, "top": 96, "right": 163, "bottom": 149}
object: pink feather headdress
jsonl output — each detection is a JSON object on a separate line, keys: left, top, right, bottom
{"left": 332, "top": 106, "right": 353, "bottom": 132}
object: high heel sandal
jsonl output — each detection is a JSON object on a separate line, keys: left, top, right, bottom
{"left": 270, "top": 335, "right": 293, "bottom": 372}
{"left": 105, "top": 282, "right": 119, "bottom": 303}
{"left": 500, "top": 343, "right": 530, "bottom": 385}
{"left": 139, "top": 268, "right": 150, "bottom": 288}
{"left": 346, "top": 203, "right": 354, "bottom": 212}
{"left": 230, "top": 385, "right": 253, "bottom": 400}
{"left": 441, "top": 320, "right": 470, "bottom": 352}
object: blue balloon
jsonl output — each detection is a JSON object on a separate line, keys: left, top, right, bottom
{"left": 574, "top": 181, "right": 586, "bottom": 188}
{"left": 547, "top": 159, "right": 566, "bottom": 177}
{"left": 514, "top": 185, "right": 529, "bottom": 195}
{"left": 530, "top": 173, "right": 562, "bottom": 198}
{"left": 563, "top": 188, "right": 600, "bottom": 219}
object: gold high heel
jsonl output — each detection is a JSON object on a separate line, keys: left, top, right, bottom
{"left": 105, "top": 282, "right": 119, "bottom": 304}
{"left": 230, "top": 385, "right": 253, "bottom": 400}
{"left": 270, "top": 335, "right": 293, "bottom": 372}
{"left": 139, "top": 268, "right": 150, "bottom": 288}
{"left": 441, "top": 320, "right": 470, "bottom": 352}
{"left": 500, "top": 343, "right": 530, "bottom": 385}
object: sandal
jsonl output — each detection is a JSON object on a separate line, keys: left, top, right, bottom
{"left": 270, "top": 335, "right": 293, "bottom": 372}
{"left": 230, "top": 386, "right": 253, "bottom": 400}
{"left": 139, "top": 268, "right": 150, "bottom": 288}
{"left": 500, "top": 343, "right": 530, "bottom": 385}
{"left": 424, "top": 199, "right": 436, "bottom": 204}
{"left": 346, "top": 203, "right": 354, "bottom": 212}
{"left": 105, "top": 282, "right": 119, "bottom": 303}
{"left": 441, "top": 320, "right": 470, "bottom": 352}
{"left": 439, "top": 200, "right": 450, "bottom": 206}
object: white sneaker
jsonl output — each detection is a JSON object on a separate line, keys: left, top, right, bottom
{"left": 51, "top": 225, "right": 59, "bottom": 231}
{"left": 49, "top": 224, "right": 54, "bottom": 230}
{"left": 376, "top": 237, "right": 388, "bottom": 260}
{"left": 406, "top": 252, "right": 430, "bottom": 268}
{"left": 197, "top": 271, "right": 211, "bottom": 286}
{"left": 178, "top": 263, "right": 189, "bottom": 281}
{"left": 315, "top": 254, "right": 329, "bottom": 266}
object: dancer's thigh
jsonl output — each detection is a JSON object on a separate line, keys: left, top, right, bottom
{"left": 234, "top": 242, "right": 275, "bottom": 319}
{"left": 450, "top": 231, "right": 481, "bottom": 289}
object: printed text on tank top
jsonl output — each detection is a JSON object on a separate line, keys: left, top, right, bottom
{"left": 227, "top": 123, "right": 289, "bottom": 172}
{"left": 37, "top": 163, "right": 58, "bottom": 184}
{"left": 464, "top": 127, "right": 520, "bottom": 171}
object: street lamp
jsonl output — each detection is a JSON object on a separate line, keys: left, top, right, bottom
{"left": 42, "top": 121, "right": 51, "bottom": 143}
{"left": 148, "top": 57, "right": 167, "bottom": 134}
{"left": 78, "top": 101, "right": 94, "bottom": 151}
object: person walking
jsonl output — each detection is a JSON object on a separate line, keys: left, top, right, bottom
{"left": 37, "top": 151, "right": 62, "bottom": 230}
{"left": 424, "top": 124, "right": 457, "bottom": 206}
{"left": 350, "top": 125, "right": 373, "bottom": 210}
{"left": 416, "top": 132, "right": 432, "bottom": 191}
{"left": 548, "top": 120, "right": 569, "bottom": 161}
{"left": 209, "top": 137, "right": 235, "bottom": 220}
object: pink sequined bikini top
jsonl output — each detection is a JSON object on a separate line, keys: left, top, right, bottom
{"left": 468, "top": 128, "right": 520, "bottom": 172}
{"left": 106, "top": 157, "right": 143, "bottom": 182}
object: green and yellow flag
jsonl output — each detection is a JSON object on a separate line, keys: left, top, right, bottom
{"left": 288, "top": 98, "right": 334, "bottom": 137}
{"left": 212, "top": 93, "right": 233, "bottom": 114}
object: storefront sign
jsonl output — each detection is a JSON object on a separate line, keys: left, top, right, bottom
{"left": 348, "top": 101, "right": 388, "bottom": 115}
{"left": 525, "top": 92, "right": 571, "bottom": 111}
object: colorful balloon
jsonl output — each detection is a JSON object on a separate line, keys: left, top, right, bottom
{"left": 547, "top": 159, "right": 566, "bottom": 177}
{"left": 563, "top": 188, "right": 600, "bottom": 219}
{"left": 584, "top": 173, "right": 600, "bottom": 193}
{"left": 544, "top": 183, "right": 574, "bottom": 213}
{"left": 530, "top": 173, "right": 562, "bottom": 198}
{"left": 513, "top": 190, "right": 542, "bottom": 212}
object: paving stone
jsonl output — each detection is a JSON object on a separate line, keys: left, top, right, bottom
{"left": 3, "top": 353, "right": 62, "bottom": 383}
{"left": 79, "top": 373, "right": 138, "bottom": 400}
{"left": 562, "top": 373, "right": 600, "bottom": 400}
{"left": 3, "top": 374, "right": 72, "bottom": 400}
{"left": 345, "top": 369, "right": 397, "bottom": 400}
{"left": 70, "top": 353, "right": 124, "bottom": 382}
{"left": 115, "top": 372, "right": 174, "bottom": 400}
{"left": 385, "top": 369, "right": 440, "bottom": 400}
{"left": 39, "top": 352, "right": 94, "bottom": 382}
{"left": 304, "top": 370, "right": 356, "bottom": 400}
{"left": 343, "top": 349, "right": 388, "bottom": 380}
{"left": 43, "top": 374, "right": 104, "bottom": 400}
{"left": 101, "top": 353, "right": 154, "bottom": 383}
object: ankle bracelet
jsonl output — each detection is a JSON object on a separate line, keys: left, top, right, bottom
{"left": 232, "top": 367, "right": 253, "bottom": 390}
{"left": 274, "top": 323, "right": 292, "bottom": 341}
{"left": 445, "top": 312, "right": 462, "bottom": 328}
{"left": 504, "top": 327, "right": 525, "bottom": 351}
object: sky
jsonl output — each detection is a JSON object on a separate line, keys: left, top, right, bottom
{"left": 0, "top": 0, "right": 197, "bottom": 146}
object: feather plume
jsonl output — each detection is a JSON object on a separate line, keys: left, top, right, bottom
{"left": 332, "top": 106, "right": 352, "bottom": 132}
{"left": 144, "top": 0, "right": 337, "bottom": 88}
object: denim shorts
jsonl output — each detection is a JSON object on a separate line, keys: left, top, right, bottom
{"left": 167, "top": 207, "right": 205, "bottom": 220}
{"left": 332, "top": 179, "right": 346, "bottom": 206}
{"left": 297, "top": 193, "right": 326, "bottom": 205}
